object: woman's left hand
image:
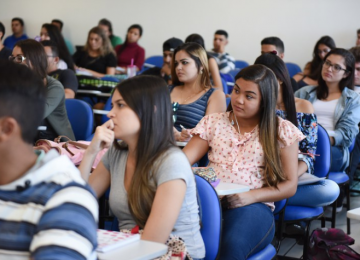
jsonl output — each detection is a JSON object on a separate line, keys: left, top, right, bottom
{"left": 179, "top": 128, "right": 192, "bottom": 142}
{"left": 222, "top": 191, "right": 254, "bottom": 209}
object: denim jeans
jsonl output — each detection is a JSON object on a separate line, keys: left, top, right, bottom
{"left": 288, "top": 179, "right": 340, "bottom": 207}
{"left": 219, "top": 203, "right": 275, "bottom": 259}
{"left": 330, "top": 146, "right": 346, "bottom": 172}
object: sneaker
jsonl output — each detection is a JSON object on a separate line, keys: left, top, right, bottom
{"left": 285, "top": 223, "right": 306, "bottom": 236}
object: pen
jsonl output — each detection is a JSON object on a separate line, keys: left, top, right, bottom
{"left": 180, "top": 124, "right": 193, "bottom": 138}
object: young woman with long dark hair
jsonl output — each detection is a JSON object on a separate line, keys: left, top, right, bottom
{"left": 79, "top": 75, "right": 205, "bottom": 259}
{"left": 183, "top": 65, "right": 304, "bottom": 259}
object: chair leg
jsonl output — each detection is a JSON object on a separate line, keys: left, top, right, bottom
{"left": 346, "top": 184, "right": 351, "bottom": 234}
{"left": 302, "top": 221, "right": 311, "bottom": 259}
{"left": 321, "top": 215, "right": 326, "bottom": 228}
{"left": 331, "top": 201, "right": 337, "bottom": 228}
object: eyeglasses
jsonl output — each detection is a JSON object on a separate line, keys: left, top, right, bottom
{"left": 9, "top": 54, "right": 26, "bottom": 64}
{"left": 323, "top": 60, "right": 348, "bottom": 73}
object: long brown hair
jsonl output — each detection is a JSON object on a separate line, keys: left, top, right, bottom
{"left": 84, "top": 26, "right": 114, "bottom": 56}
{"left": 228, "top": 65, "right": 286, "bottom": 188}
{"left": 171, "top": 42, "right": 211, "bottom": 88}
{"left": 113, "top": 75, "right": 176, "bottom": 228}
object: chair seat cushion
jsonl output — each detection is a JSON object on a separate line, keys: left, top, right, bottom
{"left": 247, "top": 244, "right": 276, "bottom": 260}
{"left": 274, "top": 206, "right": 323, "bottom": 221}
{"left": 328, "top": 172, "right": 349, "bottom": 184}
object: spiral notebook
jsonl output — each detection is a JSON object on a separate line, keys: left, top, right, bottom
{"left": 97, "top": 229, "right": 140, "bottom": 253}
{"left": 298, "top": 173, "right": 326, "bottom": 186}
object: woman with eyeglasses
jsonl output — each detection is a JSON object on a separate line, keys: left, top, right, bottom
{"left": 294, "top": 36, "right": 336, "bottom": 89}
{"left": 11, "top": 39, "right": 75, "bottom": 141}
{"left": 170, "top": 42, "right": 226, "bottom": 142}
{"left": 40, "top": 23, "right": 75, "bottom": 71}
{"left": 73, "top": 26, "right": 116, "bottom": 78}
{"left": 295, "top": 48, "right": 360, "bottom": 175}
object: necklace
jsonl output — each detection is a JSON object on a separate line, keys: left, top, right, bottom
{"left": 181, "top": 89, "right": 205, "bottom": 104}
{"left": 231, "top": 111, "right": 262, "bottom": 179}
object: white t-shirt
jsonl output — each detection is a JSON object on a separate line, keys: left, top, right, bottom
{"left": 313, "top": 98, "right": 339, "bottom": 136}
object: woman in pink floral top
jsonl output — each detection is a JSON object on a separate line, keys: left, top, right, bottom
{"left": 183, "top": 65, "right": 305, "bottom": 259}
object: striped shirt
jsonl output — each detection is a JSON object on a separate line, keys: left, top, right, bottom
{"left": 209, "top": 51, "right": 236, "bottom": 74}
{"left": 170, "top": 86, "right": 215, "bottom": 132}
{"left": 0, "top": 150, "right": 98, "bottom": 260}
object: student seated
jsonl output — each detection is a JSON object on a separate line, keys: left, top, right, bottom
{"left": 208, "top": 29, "right": 236, "bottom": 74}
{"left": 51, "top": 19, "right": 74, "bottom": 55}
{"left": 0, "top": 60, "right": 98, "bottom": 259}
{"left": 42, "top": 40, "right": 78, "bottom": 99}
{"left": 183, "top": 65, "right": 304, "bottom": 259}
{"left": 11, "top": 39, "right": 75, "bottom": 141}
{"left": 73, "top": 27, "right": 116, "bottom": 78}
{"left": 40, "top": 23, "right": 75, "bottom": 70}
{"left": 185, "top": 33, "right": 223, "bottom": 90}
{"left": 98, "top": 18, "right": 122, "bottom": 48}
{"left": 0, "top": 22, "right": 12, "bottom": 60}
{"left": 115, "top": 24, "right": 145, "bottom": 72}
{"left": 141, "top": 37, "right": 183, "bottom": 85}
{"left": 295, "top": 48, "right": 360, "bottom": 211}
{"left": 79, "top": 75, "right": 205, "bottom": 259}
{"left": 255, "top": 53, "right": 339, "bottom": 210}
{"left": 169, "top": 42, "right": 226, "bottom": 142}
{"left": 3, "top": 17, "right": 28, "bottom": 50}
{"left": 293, "top": 36, "right": 336, "bottom": 88}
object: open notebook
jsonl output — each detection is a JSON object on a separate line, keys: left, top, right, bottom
{"left": 298, "top": 173, "right": 326, "bottom": 186}
{"left": 97, "top": 229, "right": 140, "bottom": 253}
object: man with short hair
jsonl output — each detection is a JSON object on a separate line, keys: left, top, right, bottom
{"left": 51, "top": 18, "right": 74, "bottom": 54}
{"left": 3, "top": 17, "right": 28, "bottom": 49}
{"left": 141, "top": 37, "right": 183, "bottom": 84}
{"left": 0, "top": 60, "right": 98, "bottom": 259}
{"left": 350, "top": 46, "right": 360, "bottom": 92}
{"left": 261, "top": 36, "right": 298, "bottom": 92}
{"left": 42, "top": 40, "right": 78, "bottom": 98}
{"left": 0, "top": 22, "right": 12, "bottom": 60}
{"left": 209, "top": 30, "right": 235, "bottom": 73}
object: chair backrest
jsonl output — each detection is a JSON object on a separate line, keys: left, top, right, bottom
{"left": 195, "top": 175, "right": 222, "bottom": 260}
{"left": 273, "top": 199, "right": 287, "bottom": 215}
{"left": 221, "top": 77, "right": 229, "bottom": 94}
{"left": 228, "top": 68, "right": 241, "bottom": 81}
{"left": 285, "top": 62, "right": 302, "bottom": 78}
{"left": 314, "top": 124, "right": 331, "bottom": 178}
{"left": 144, "top": 55, "right": 163, "bottom": 68}
{"left": 101, "top": 96, "right": 113, "bottom": 124}
{"left": 234, "top": 60, "right": 249, "bottom": 69}
{"left": 65, "top": 99, "right": 94, "bottom": 140}
{"left": 226, "top": 97, "right": 231, "bottom": 107}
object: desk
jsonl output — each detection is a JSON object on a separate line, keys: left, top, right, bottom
{"left": 77, "top": 90, "right": 112, "bottom": 97}
{"left": 93, "top": 109, "right": 110, "bottom": 115}
{"left": 347, "top": 207, "right": 360, "bottom": 221}
{"left": 215, "top": 182, "right": 250, "bottom": 196}
{"left": 97, "top": 240, "right": 168, "bottom": 260}
{"left": 176, "top": 141, "right": 188, "bottom": 147}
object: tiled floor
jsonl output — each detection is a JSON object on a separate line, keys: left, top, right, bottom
{"left": 276, "top": 178, "right": 360, "bottom": 259}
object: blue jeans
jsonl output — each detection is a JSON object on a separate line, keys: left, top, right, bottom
{"left": 288, "top": 179, "right": 340, "bottom": 207}
{"left": 330, "top": 146, "right": 346, "bottom": 172}
{"left": 220, "top": 203, "right": 275, "bottom": 259}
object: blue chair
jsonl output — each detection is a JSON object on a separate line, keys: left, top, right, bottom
{"left": 234, "top": 60, "right": 249, "bottom": 70}
{"left": 226, "top": 97, "right": 231, "bottom": 107}
{"left": 247, "top": 244, "right": 276, "bottom": 260}
{"left": 275, "top": 124, "right": 331, "bottom": 258}
{"left": 65, "top": 99, "right": 94, "bottom": 140}
{"left": 101, "top": 96, "right": 112, "bottom": 124}
{"left": 285, "top": 62, "right": 302, "bottom": 78}
{"left": 195, "top": 175, "right": 222, "bottom": 260}
{"left": 140, "top": 55, "right": 163, "bottom": 73}
{"left": 221, "top": 77, "right": 229, "bottom": 95}
{"left": 228, "top": 68, "right": 241, "bottom": 81}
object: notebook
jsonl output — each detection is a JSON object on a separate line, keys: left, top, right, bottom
{"left": 298, "top": 173, "right": 326, "bottom": 186}
{"left": 96, "top": 229, "right": 140, "bottom": 253}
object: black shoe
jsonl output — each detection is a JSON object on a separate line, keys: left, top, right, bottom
{"left": 285, "top": 223, "right": 306, "bottom": 236}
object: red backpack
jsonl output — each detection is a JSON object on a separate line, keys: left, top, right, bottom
{"left": 308, "top": 228, "right": 360, "bottom": 260}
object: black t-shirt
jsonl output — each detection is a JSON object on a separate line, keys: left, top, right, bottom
{"left": 291, "top": 78, "right": 299, "bottom": 93}
{"left": 0, "top": 46, "right": 12, "bottom": 60}
{"left": 72, "top": 50, "right": 117, "bottom": 74}
{"left": 48, "top": 69, "right": 78, "bottom": 94}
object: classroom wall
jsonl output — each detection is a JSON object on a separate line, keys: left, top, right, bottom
{"left": 1, "top": 0, "right": 360, "bottom": 69}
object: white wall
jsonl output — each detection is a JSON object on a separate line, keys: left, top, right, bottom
{"left": 1, "top": 0, "right": 360, "bottom": 69}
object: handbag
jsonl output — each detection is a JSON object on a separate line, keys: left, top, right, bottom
{"left": 308, "top": 228, "right": 360, "bottom": 260}
{"left": 35, "top": 135, "right": 107, "bottom": 169}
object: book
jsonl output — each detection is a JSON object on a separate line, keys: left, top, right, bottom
{"left": 96, "top": 229, "right": 140, "bottom": 253}
{"left": 298, "top": 173, "right": 326, "bottom": 186}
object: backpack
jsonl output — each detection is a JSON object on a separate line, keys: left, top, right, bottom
{"left": 308, "top": 228, "right": 360, "bottom": 260}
